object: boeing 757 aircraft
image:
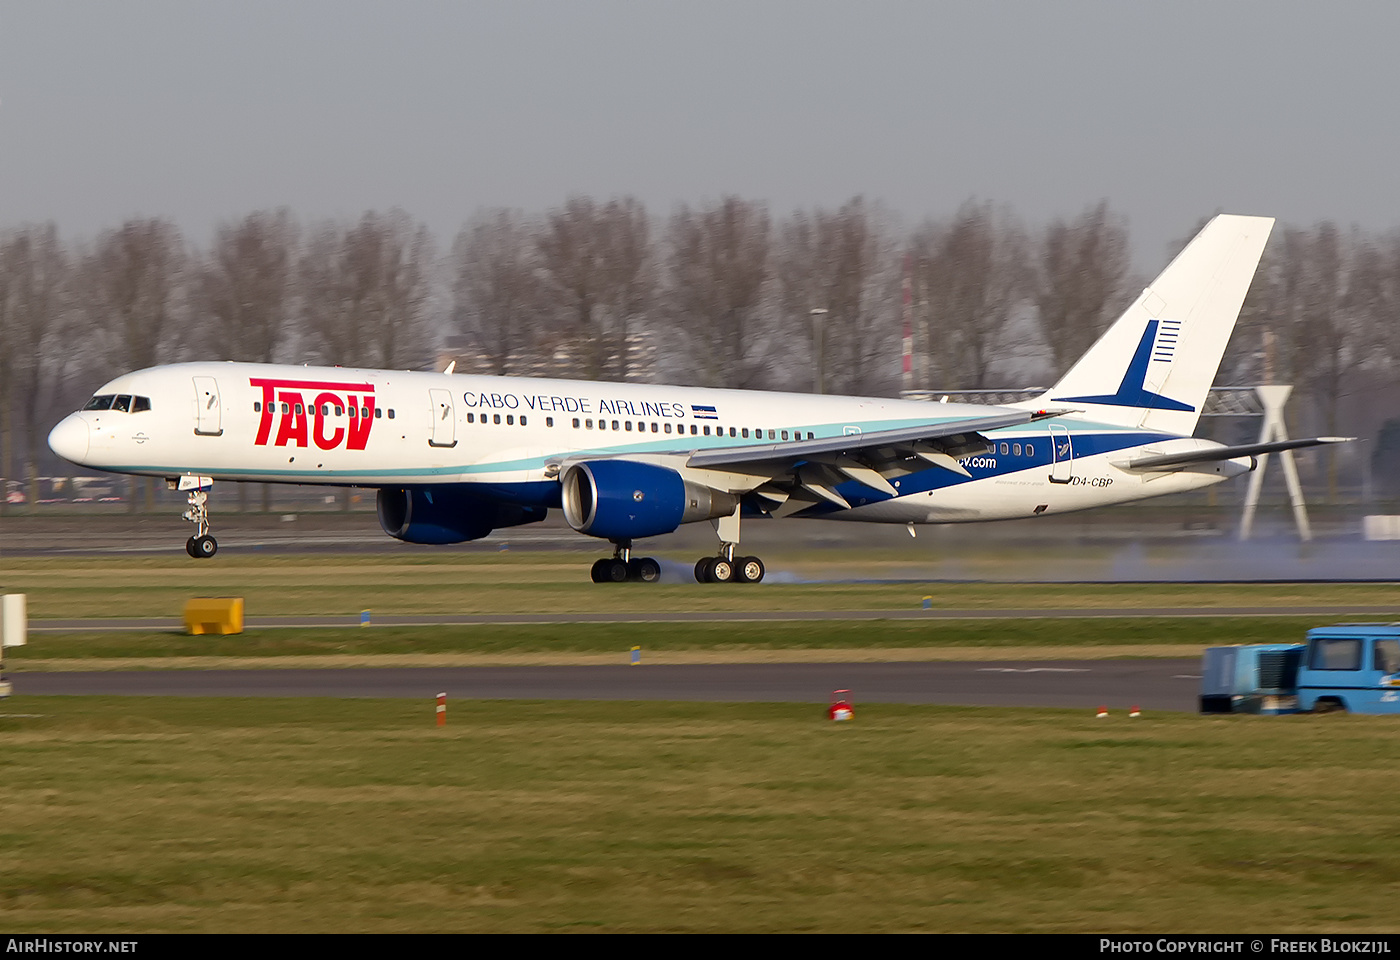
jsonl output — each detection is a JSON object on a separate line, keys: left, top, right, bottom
{"left": 48, "top": 214, "right": 1346, "bottom": 583}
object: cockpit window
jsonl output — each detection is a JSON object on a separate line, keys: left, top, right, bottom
{"left": 81, "top": 394, "right": 151, "bottom": 413}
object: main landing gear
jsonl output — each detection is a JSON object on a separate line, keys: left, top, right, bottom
{"left": 590, "top": 541, "right": 661, "bottom": 583}
{"left": 586, "top": 506, "right": 766, "bottom": 585}
{"left": 173, "top": 476, "right": 218, "bottom": 559}
{"left": 694, "top": 547, "right": 765, "bottom": 584}
{"left": 694, "top": 503, "right": 764, "bottom": 583}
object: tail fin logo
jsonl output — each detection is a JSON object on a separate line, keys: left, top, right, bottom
{"left": 1052, "top": 320, "right": 1194, "bottom": 412}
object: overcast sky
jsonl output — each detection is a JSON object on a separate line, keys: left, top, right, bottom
{"left": 2, "top": 1, "right": 1397, "bottom": 269}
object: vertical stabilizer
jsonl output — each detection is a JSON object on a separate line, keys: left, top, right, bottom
{"left": 1033, "top": 214, "right": 1274, "bottom": 436}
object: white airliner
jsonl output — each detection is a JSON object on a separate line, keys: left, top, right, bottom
{"left": 47, "top": 214, "right": 1346, "bottom": 582}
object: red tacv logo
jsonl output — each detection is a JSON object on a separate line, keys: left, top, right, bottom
{"left": 252, "top": 378, "right": 375, "bottom": 450}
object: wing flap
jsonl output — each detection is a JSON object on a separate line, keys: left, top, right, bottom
{"left": 684, "top": 408, "right": 1069, "bottom": 471}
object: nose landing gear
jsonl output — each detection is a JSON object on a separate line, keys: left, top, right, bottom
{"left": 171, "top": 476, "right": 218, "bottom": 559}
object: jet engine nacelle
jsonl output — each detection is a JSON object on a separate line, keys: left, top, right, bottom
{"left": 560, "top": 460, "right": 740, "bottom": 541}
{"left": 377, "top": 486, "right": 547, "bottom": 545}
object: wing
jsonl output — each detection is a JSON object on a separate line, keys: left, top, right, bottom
{"left": 682, "top": 407, "right": 1070, "bottom": 516}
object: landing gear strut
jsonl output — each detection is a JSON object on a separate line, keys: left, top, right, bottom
{"left": 172, "top": 476, "right": 218, "bottom": 559}
{"left": 590, "top": 540, "right": 661, "bottom": 583}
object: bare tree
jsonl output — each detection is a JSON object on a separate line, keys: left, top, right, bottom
{"left": 1280, "top": 223, "right": 1379, "bottom": 495}
{"left": 536, "top": 196, "right": 653, "bottom": 380}
{"left": 664, "top": 196, "right": 772, "bottom": 387}
{"left": 908, "top": 200, "right": 1029, "bottom": 388}
{"left": 84, "top": 218, "right": 185, "bottom": 375}
{"left": 1033, "top": 201, "right": 1134, "bottom": 376}
{"left": 300, "top": 210, "right": 436, "bottom": 369}
{"left": 451, "top": 208, "right": 543, "bottom": 375}
{"left": 195, "top": 210, "right": 298, "bottom": 511}
{"left": 776, "top": 197, "right": 899, "bottom": 396}
{"left": 80, "top": 218, "right": 185, "bottom": 511}
{"left": 0, "top": 223, "right": 68, "bottom": 511}
{"left": 197, "top": 209, "right": 297, "bottom": 363}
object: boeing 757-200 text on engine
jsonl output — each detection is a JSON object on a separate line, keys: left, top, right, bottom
{"left": 47, "top": 214, "right": 1347, "bottom": 583}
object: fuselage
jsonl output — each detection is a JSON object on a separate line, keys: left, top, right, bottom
{"left": 47, "top": 360, "right": 1250, "bottom": 525}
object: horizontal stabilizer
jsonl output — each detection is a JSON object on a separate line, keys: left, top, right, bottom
{"left": 1123, "top": 436, "right": 1353, "bottom": 471}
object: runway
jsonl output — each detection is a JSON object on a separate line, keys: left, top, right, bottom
{"left": 11, "top": 658, "right": 1204, "bottom": 712}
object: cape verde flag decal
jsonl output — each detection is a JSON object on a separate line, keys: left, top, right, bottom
{"left": 691, "top": 404, "right": 719, "bottom": 420}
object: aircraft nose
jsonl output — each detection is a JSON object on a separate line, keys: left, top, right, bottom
{"left": 48, "top": 414, "right": 90, "bottom": 464}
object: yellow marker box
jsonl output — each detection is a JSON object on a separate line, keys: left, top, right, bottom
{"left": 183, "top": 597, "right": 244, "bottom": 635}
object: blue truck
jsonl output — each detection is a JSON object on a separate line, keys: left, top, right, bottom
{"left": 1200, "top": 624, "right": 1400, "bottom": 714}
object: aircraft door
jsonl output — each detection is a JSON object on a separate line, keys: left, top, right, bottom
{"left": 429, "top": 389, "right": 457, "bottom": 448}
{"left": 1049, "top": 424, "right": 1073, "bottom": 484}
{"left": 193, "top": 377, "right": 223, "bottom": 436}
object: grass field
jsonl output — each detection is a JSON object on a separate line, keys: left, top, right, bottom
{"left": 3, "top": 553, "right": 1397, "bottom": 665}
{"left": 3, "top": 554, "right": 1398, "bottom": 621}
{"left": 4, "top": 551, "right": 1399, "bottom": 931}
{"left": 2, "top": 696, "right": 1399, "bottom": 933}
{"left": 2, "top": 617, "right": 1379, "bottom": 669}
